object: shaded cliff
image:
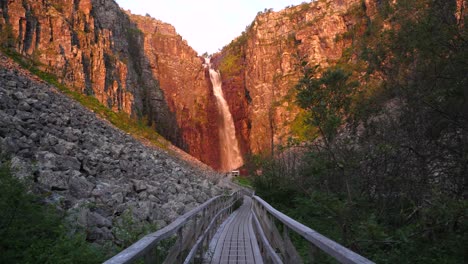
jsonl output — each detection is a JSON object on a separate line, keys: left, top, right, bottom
{"left": 127, "top": 14, "right": 221, "bottom": 170}
{"left": 0, "top": 0, "right": 222, "bottom": 169}
{"left": 213, "top": 0, "right": 365, "bottom": 156}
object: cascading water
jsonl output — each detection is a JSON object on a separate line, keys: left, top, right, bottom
{"left": 204, "top": 58, "right": 243, "bottom": 172}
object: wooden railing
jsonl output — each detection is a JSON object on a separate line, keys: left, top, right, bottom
{"left": 251, "top": 196, "right": 375, "bottom": 264}
{"left": 104, "top": 190, "right": 245, "bottom": 264}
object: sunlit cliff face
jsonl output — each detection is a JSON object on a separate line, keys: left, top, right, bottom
{"left": 0, "top": 0, "right": 366, "bottom": 171}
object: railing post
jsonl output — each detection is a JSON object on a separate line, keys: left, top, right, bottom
{"left": 193, "top": 216, "right": 198, "bottom": 239}
{"left": 144, "top": 246, "right": 158, "bottom": 264}
{"left": 283, "top": 224, "right": 302, "bottom": 263}
{"left": 308, "top": 243, "right": 318, "bottom": 264}
{"left": 202, "top": 207, "right": 206, "bottom": 231}
{"left": 177, "top": 228, "right": 184, "bottom": 262}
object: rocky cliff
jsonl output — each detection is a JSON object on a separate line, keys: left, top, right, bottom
{"left": 0, "top": 0, "right": 222, "bottom": 169}
{"left": 0, "top": 52, "right": 222, "bottom": 244}
{"left": 0, "top": 0, "right": 379, "bottom": 168}
{"left": 213, "top": 0, "right": 366, "bottom": 155}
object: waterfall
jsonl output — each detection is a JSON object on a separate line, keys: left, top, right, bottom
{"left": 204, "top": 58, "right": 243, "bottom": 172}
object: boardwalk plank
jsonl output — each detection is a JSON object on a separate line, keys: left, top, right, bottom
{"left": 207, "top": 196, "right": 263, "bottom": 264}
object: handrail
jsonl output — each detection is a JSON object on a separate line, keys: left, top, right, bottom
{"left": 183, "top": 198, "right": 237, "bottom": 263}
{"left": 252, "top": 195, "right": 374, "bottom": 264}
{"left": 251, "top": 208, "right": 283, "bottom": 264}
{"left": 104, "top": 190, "right": 244, "bottom": 264}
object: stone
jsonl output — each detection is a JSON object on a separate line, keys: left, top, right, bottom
{"left": 167, "top": 185, "right": 176, "bottom": 195}
{"left": 155, "top": 219, "right": 167, "bottom": 229}
{"left": 133, "top": 201, "right": 152, "bottom": 221}
{"left": 63, "top": 127, "right": 81, "bottom": 142}
{"left": 53, "top": 140, "right": 76, "bottom": 156}
{"left": 111, "top": 192, "right": 124, "bottom": 205}
{"left": 3, "top": 137, "right": 20, "bottom": 153}
{"left": 18, "top": 102, "right": 31, "bottom": 111}
{"left": 37, "top": 151, "right": 81, "bottom": 171}
{"left": 132, "top": 180, "right": 147, "bottom": 193}
{"left": 12, "top": 91, "right": 26, "bottom": 101}
{"left": 57, "top": 156, "right": 81, "bottom": 171}
{"left": 41, "top": 134, "right": 59, "bottom": 146}
{"left": 87, "top": 227, "right": 113, "bottom": 242}
{"left": 6, "top": 80, "right": 17, "bottom": 88}
{"left": 38, "top": 170, "right": 69, "bottom": 191}
{"left": 69, "top": 175, "right": 95, "bottom": 199}
{"left": 146, "top": 185, "right": 161, "bottom": 196}
{"left": 148, "top": 194, "right": 160, "bottom": 203}
{"left": 10, "top": 156, "right": 34, "bottom": 180}
{"left": 29, "top": 132, "right": 39, "bottom": 142}
{"left": 88, "top": 212, "right": 112, "bottom": 228}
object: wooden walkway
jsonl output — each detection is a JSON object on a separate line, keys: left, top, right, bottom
{"left": 104, "top": 189, "right": 374, "bottom": 264}
{"left": 205, "top": 196, "right": 263, "bottom": 264}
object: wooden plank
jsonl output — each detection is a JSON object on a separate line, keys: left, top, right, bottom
{"left": 252, "top": 196, "right": 374, "bottom": 264}
{"left": 210, "top": 196, "right": 264, "bottom": 264}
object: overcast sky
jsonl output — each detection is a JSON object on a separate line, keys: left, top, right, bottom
{"left": 115, "top": 0, "right": 309, "bottom": 55}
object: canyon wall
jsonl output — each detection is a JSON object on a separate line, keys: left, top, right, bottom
{"left": 0, "top": 0, "right": 222, "bottom": 169}
{"left": 0, "top": 0, "right": 378, "bottom": 168}
{"left": 213, "top": 0, "right": 366, "bottom": 156}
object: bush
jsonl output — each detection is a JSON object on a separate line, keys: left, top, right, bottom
{"left": 251, "top": 1, "right": 468, "bottom": 262}
{"left": 0, "top": 161, "right": 107, "bottom": 263}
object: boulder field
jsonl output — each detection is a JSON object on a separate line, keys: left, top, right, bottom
{"left": 0, "top": 53, "right": 223, "bottom": 244}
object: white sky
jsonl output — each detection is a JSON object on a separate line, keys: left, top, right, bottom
{"left": 115, "top": 0, "right": 309, "bottom": 55}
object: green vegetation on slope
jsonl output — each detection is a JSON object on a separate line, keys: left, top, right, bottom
{"left": 218, "top": 26, "right": 249, "bottom": 76}
{"left": 249, "top": 0, "right": 468, "bottom": 263}
{"left": 233, "top": 176, "right": 253, "bottom": 188}
{"left": 1, "top": 48, "right": 169, "bottom": 150}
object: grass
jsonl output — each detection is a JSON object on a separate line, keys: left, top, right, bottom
{"left": 233, "top": 176, "right": 253, "bottom": 188}
{"left": 0, "top": 161, "right": 108, "bottom": 263}
{"left": 1, "top": 48, "right": 169, "bottom": 149}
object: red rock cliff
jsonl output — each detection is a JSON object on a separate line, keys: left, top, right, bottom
{"left": 0, "top": 0, "right": 222, "bottom": 169}
{"left": 213, "top": 0, "right": 364, "bottom": 156}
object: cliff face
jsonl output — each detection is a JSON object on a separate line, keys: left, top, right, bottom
{"left": 0, "top": 0, "right": 378, "bottom": 169}
{"left": 0, "top": 0, "right": 222, "bottom": 169}
{"left": 213, "top": 0, "right": 364, "bottom": 155}
{"left": 127, "top": 14, "right": 221, "bottom": 170}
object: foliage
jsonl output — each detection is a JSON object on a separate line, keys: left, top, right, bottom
{"left": 0, "top": 161, "right": 107, "bottom": 264}
{"left": 233, "top": 176, "right": 253, "bottom": 188}
{"left": 219, "top": 52, "right": 243, "bottom": 76}
{"left": 296, "top": 66, "right": 358, "bottom": 141}
{"left": 113, "top": 210, "right": 158, "bottom": 249}
{"left": 252, "top": 0, "right": 468, "bottom": 263}
{"left": 290, "top": 110, "right": 318, "bottom": 141}
{"left": 219, "top": 27, "right": 249, "bottom": 76}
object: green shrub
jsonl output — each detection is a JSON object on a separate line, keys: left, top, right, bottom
{"left": 233, "top": 176, "right": 253, "bottom": 188}
{"left": 0, "top": 161, "right": 107, "bottom": 263}
{"left": 251, "top": 1, "right": 468, "bottom": 262}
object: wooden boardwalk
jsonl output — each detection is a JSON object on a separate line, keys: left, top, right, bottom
{"left": 205, "top": 196, "right": 263, "bottom": 264}
{"left": 104, "top": 190, "right": 374, "bottom": 264}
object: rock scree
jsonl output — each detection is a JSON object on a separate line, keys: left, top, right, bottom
{"left": 0, "top": 53, "right": 224, "bottom": 245}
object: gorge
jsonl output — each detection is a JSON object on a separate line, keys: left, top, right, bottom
{"left": 1, "top": 0, "right": 466, "bottom": 262}
{"left": 0, "top": 0, "right": 362, "bottom": 171}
